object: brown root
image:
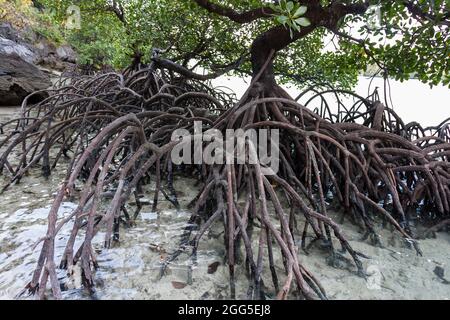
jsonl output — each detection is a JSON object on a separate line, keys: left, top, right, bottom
{"left": 1, "top": 60, "right": 449, "bottom": 300}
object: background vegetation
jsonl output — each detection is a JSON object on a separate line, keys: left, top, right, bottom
{"left": 1, "top": 0, "right": 449, "bottom": 89}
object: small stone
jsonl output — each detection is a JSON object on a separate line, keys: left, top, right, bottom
{"left": 200, "top": 292, "right": 210, "bottom": 300}
{"left": 434, "top": 266, "right": 445, "bottom": 279}
{"left": 171, "top": 281, "right": 187, "bottom": 289}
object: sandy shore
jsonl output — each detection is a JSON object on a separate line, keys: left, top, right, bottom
{"left": 0, "top": 106, "right": 20, "bottom": 115}
{"left": 0, "top": 171, "right": 448, "bottom": 300}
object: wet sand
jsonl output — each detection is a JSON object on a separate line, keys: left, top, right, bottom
{"left": 0, "top": 106, "right": 20, "bottom": 116}
{"left": 0, "top": 171, "right": 448, "bottom": 300}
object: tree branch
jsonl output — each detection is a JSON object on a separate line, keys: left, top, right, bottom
{"left": 152, "top": 54, "right": 249, "bottom": 80}
{"left": 106, "top": 0, "right": 126, "bottom": 25}
{"left": 402, "top": 0, "right": 450, "bottom": 26}
{"left": 323, "top": 1, "right": 370, "bottom": 29}
{"left": 191, "top": 0, "right": 274, "bottom": 24}
{"left": 332, "top": 30, "right": 386, "bottom": 71}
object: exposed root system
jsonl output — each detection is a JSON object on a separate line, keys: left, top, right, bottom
{"left": 1, "top": 61, "right": 449, "bottom": 300}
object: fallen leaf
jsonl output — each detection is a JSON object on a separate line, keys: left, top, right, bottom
{"left": 171, "top": 281, "right": 187, "bottom": 289}
{"left": 208, "top": 261, "right": 220, "bottom": 274}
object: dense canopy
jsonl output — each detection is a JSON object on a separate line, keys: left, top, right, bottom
{"left": 35, "top": 0, "right": 449, "bottom": 89}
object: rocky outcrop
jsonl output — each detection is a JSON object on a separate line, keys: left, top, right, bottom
{"left": 0, "top": 37, "right": 38, "bottom": 64}
{"left": 0, "top": 23, "right": 38, "bottom": 64}
{"left": 35, "top": 40, "right": 77, "bottom": 71}
{"left": 0, "top": 53, "right": 51, "bottom": 106}
{"left": 0, "top": 22, "right": 78, "bottom": 105}
{"left": 0, "top": 23, "right": 20, "bottom": 42}
{"left": 0, "top": 22, "right": 78, "bottom": 71}
{"left": 56, "top": 45, "right": 77, "bottom": 63}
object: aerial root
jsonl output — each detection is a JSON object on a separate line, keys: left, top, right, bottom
{"left": 1, "top": 65, "right": 449, "bottom": 300}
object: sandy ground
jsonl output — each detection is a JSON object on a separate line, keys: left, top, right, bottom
{"left": 0, "top": 107, "right": 19, "bottom": 117}
{"left": 0, "top": 171, "right": 448, "bottom": 300}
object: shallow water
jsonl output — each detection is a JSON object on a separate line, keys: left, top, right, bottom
{"left": 0, "top": 167, "right": 229, "bottom": 300}
{"left": 0, "top": 107, "right": 227, "bottom": 299}
{"left": 0, "top": 108, "right": 449, "bottom": 300}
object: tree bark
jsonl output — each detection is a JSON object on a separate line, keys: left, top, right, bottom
{"left": 250, "top": 25, "right": 315, "bottom": 88}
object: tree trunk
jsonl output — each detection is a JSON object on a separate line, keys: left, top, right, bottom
{"left": 250, "top": 25, "right": 315, "bottom": 89}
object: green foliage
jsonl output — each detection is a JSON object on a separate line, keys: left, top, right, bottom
{"left": 272, "top": 0, "right": 311, "bottom": 38}
{"left": 341, "top": 0, "right": 450, "bottom": 87}
{"left": 0, "top": 0, "right": 64, "bottom": 44}
{"left": 26, "top": 0, "right": 450, "bottom": 89}
{"left": 34, "top": 0, "right": 127, "bottom": 67}
{"left": 32, "top": 8, "right": 65, "bottom": 44}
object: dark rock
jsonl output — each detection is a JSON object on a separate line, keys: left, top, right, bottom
{"left": 200, "top": 292, "right": 211, "bottom": 300}
{"left": 434, "top": 266, "right": 445, "bottom": 278}
{"left": 0, "top": 23, "right": 39, "bottom": 64}
{"left": 56, "top": 45, "right": 77, "bottom": 63}
{"left": 35, "top": 39, "right": 57, "bottom": 60}
{"left": 0, "top": 23, "right": 78, "bottom": 68}
{"left": 0, "top": 53, "right": 51, "bottom": 106}
{"left": 433, "top": 266, "right": 449, "bottom": 284}
{"left": 35, "top": 41, "right": 76, "bottom": 71}
{"left": 0, "top": 37, "right": 38, "bottom": 64}
{"left": 0, "top": 23, "right": 19, "bottom": 42}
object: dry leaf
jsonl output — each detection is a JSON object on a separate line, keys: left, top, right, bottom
{"left": 207, "top": 261, "right": 220, "bottom": 274}
{"left": 171, "top": 281, "right": 187, "bottom": 289}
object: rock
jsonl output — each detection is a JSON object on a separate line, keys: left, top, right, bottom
{"left": 200, "top": 292, "right": 211, "bottom": 300}
{"left": 433, "top": 266, "right": 449, "bottom": 284}
{"left": 0, "top": 22, "right": 39, "bottom": 64}
{"left": 0, "top": 23, "right": 78, "bottom": 68}
{"left": 56, "top": 45, "right": 77, "bottom": 63}
{"left": 0, "top": 22, "right": 38, "bottom": 44}
{"left": 41, "top": 54, "right": 65, "bottom": 71}
{"left": 0, "top": 53, "right": 51, "bottom": 106}
{"left": 434, "top": 266, "right": 445, "bottom": 278}
{"left": 0, "top": 37, "right": 38, "bottom": 64}
{"left": 35, "top": 41, "right": 76, "bottom": 71}
{"left": 35, "top": 39, "right": 56, "bottom": 62}
{"left": 0, "top": 23, "right": 19, "bottom": 42}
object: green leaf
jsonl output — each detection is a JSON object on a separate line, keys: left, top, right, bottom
{"left": 293, "top": 6, "right": 307, "bottom": 18}
{"left": 268, "top": 3, "right": 279, "bottom": 11}
{"left": 286, "top": 1, "right": 294, "bottom": 13}
{"left": 276, "top": 15, "right": 289, "bottom": 25}
{"left": 295, "top": 17, "right": 311, "bottom": 27}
